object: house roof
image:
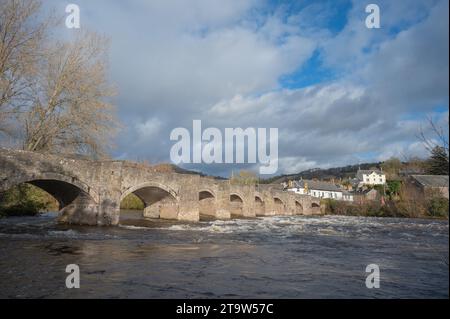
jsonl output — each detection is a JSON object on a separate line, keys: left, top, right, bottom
{"left": 293, "top": 180, "right": 342, "bottom": 192}
{"left": 411, "top": 175, "right": 449, "bottom": 188}
{"left": 351, "top": 188, "right": 378, "bottom": 195}
{"left": 399, "top": 168, "right": 425, "bottom": 175}
{"left": 357, "top": 169, "right": 383, "bottom": 175}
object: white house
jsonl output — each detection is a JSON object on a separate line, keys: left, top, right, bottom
{"left": 286, "top": 180, "right": 353, "bottom": 202}
{"left": 356, "top": 169, "right": 386, "bottom": 186}
{"left": 342, "top": 191, "right": 354, "bottom": 202}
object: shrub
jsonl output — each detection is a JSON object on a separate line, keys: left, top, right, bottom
{"left": 386, "top": 180, "right": 402, "bottom": 200}
{"left": 0, "top": 184, "right": 56, "bottom": 217}
{"left": 322, "top": 197, "right": 440, "bottom": 218}
{"left": 427, "top": 197, "right": 449, "bottom": 218}
{"left": 120, "top": 193, "right": 145, "bottom": 210}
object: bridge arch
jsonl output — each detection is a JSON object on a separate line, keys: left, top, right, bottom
{"left": 120, "top": 182, "right": 179, "bottom": 220}
{"left": 295, "top": 201, "right": 303, "bottom": 215}
{"left": 230, "top": 193, "right": 244, "bottom": 202}
{"left": 255, "top": 195, "right": 265, "bottom": 216}
{"left": 120, "top": 182, "right": 179, "bottom": 203}
{"left": 199, "top": 189, "right": 216, "bottom": 200}
{"left": 273, "top": 197, "right": 284, "bottom": 203}
{"left": 0, "top": 172, "right": 99, "bottom": 209}
{"left": 229, "top": 193, "right": 244, "bottom": 217}
{"left": 199, "top": 189, "right": 216, "bottom": 220}
{"left": 273, "top": 197, "right": 285, "bottom": 215}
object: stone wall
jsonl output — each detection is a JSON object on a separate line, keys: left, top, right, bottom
{"left": 0, "top": 148, "right": 321, "bottom": 226}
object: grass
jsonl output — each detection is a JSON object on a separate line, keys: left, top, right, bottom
{"left": 0, "top": 184, "right": 58, "bottom": 217}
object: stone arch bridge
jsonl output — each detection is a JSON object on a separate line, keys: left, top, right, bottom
{"left": 0, "top": 149, "right": 321, "bottom": 226}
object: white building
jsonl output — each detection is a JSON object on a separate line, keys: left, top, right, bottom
{"left": 356, "top": 169, "right": 386, "bottom": 186}
{"left": 342, "top": 191, "right": 354, "bottom": 202}
{"left": 286, "top": 180, "right": 353, "bottom": 201}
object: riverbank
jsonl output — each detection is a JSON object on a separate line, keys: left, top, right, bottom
{"left": 0, "top": 184, "right": 58, "bottom": 217}
{"left": 322, "top": 197, "right": 449, "bottom": 219}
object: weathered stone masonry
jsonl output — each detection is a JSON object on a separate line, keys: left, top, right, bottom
{"left": 0, "top": 149, "right": 321, "bottom": 226}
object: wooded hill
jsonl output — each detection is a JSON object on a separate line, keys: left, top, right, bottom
{"left": 261, "top": 162, "right": 383, "bottom": 184}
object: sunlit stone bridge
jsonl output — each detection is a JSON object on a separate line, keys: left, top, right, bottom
{"left": 0, "top": 149, "right": 321, "bottom": 226}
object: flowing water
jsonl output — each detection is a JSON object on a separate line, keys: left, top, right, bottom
{"left": 0, "top": 211, "right": 448, "bottom": 298}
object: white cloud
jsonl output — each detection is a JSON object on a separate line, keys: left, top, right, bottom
{"left": 136, "top": 117, "right": 162, "bottom": 138}
{"left": 42, "top": 0, "right": 449, "bottom": 176}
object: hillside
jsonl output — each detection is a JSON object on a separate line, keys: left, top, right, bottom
{"left": 261, "top": 162, "right": 382, "bottom": 184}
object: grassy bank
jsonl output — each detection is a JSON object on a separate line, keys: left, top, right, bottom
{"left": 120, "top": 193, "right": 144, "bottom": 210}
{"left": 322, "top": 196, "right": 449, "bottom": 219}
{"left": 0, "top": 184, "right": 59, "bottom": 217}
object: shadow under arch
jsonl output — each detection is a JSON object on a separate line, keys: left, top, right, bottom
{"left": 199, "top": 189, "right": 216, "bottom": 200}
{"left": 230, "top": 193, "right": 244, "bottom": 218}
{"left": 255, "top": 195, "right": 265, "bottom": 216}
{"left": 120, "top": 181, "right": 179, "bottom": 203}
{"left": 1, "top": 172, "right": 99, "bottom": 209}
{"left": 273, "top": 197, "right": 285, "bottom": 215}
{"left": 199, "top": 189, "right": 216, "bottom": 220}
{"left": 295, "top": 200, "right": 303, "bottom": 215}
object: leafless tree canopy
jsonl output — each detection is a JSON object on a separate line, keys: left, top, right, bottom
{"left": 0, "top": 0, "right": 47, "bottom": 134}
{"left": 23, "top": 33, "right": 119, "bottom": 156}
{"left": 0, "top": 0, "right": 120, "bottom": 157}
{"left": 418, "top": 116, "right": 449, "bottom": 155}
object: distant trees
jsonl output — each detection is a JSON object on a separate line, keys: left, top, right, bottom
{"left": 0, "top": 0, "right": 119, "bottom": 158}
{"left": 381, "top": 157, "right": 402, "bottom": 179}
{"left": 341, "top": 179, "right": 352, "bottom": 190}
{"left": 120, "top": 193, "right": 144, "bottom": 210}
{"left": 231, "top": 170, "right": 258, "bottom": 185}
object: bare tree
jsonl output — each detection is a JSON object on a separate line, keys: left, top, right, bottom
{"left": 418, "top": 116, "right": 449, "bottom": 175}
{"left": 0, "top": 0, "right": 48, "bottom": 135}
{"left": 418, "top": 116, "right": 449, "bottom": 155}
{"left": 22, "top": 32, "right": 120, "bottom": 157}
{"left": 1, "top": 1, "right": 120, "bottom": 158}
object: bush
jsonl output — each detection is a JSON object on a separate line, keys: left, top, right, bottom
{"left": 322, "top": 199, "right": 347, "bottom": 215}
{"left": 120, "top": 193, "right": 145, "bottom": 210}
{"left": 0, "top": 184, "right": 56, "bottom": 217}
{"left": 427, "top": 197, "right": 449, "bottom": 218}
{"left": 0, "top": 202, "right": 45, "bottom": 216}
{"left": 386, "top": 180, "right": 402, "bottom": 200}
{"left": 322, "top": 196, "right": 444, "bottom": 219}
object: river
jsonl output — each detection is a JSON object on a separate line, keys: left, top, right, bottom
{"left": 0, "top": 211, "right": 448, "bottom": 298}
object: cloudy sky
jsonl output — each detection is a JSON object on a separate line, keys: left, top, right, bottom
{"left": 47, "top": 0, "right": 449, "bottom": 177}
